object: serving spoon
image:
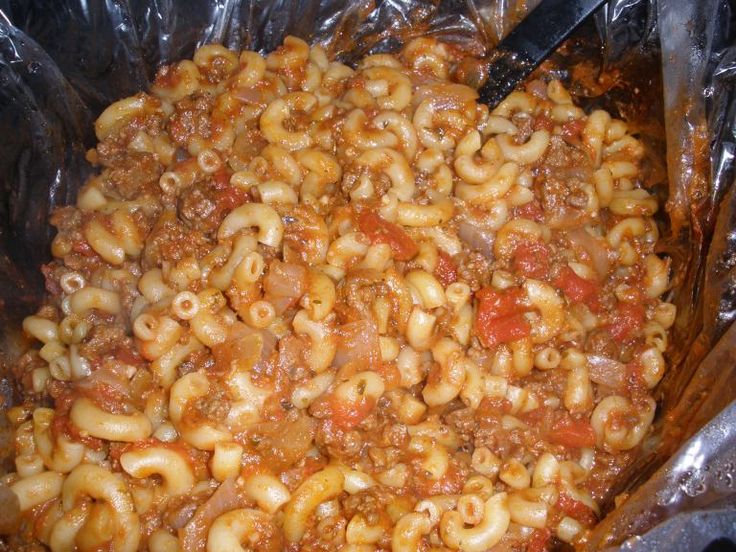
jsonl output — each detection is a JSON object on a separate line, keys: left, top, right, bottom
{"left": 477, "top": 0, "right": 609, "bottom": 108}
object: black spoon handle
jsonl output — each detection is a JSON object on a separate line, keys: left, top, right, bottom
{"left": 477, "top": 0, "right": 608, "bottom": 108}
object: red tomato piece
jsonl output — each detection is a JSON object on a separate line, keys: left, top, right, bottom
{"left": 608, "top": 302, "right": 645, "bottom": 342}
{"left": 476, "top": 287, "right": 527, "bottom": 319}
{"left": 211, "top": 168, "right": 233, "bottom": 189}
{"left": 527, "top": 528, "right": 553, "bottom": 552}
{"left": 556, "top": 493, "right": 597, "bottom": 526}
{"left": 561, "top": 118, "right": 586, "bottom": 145}
{"left": 533, "top": 115, "right": 555, "bottom": 131}
{"left": 512, "top": 242, "right": 551, "bottom": 279}
{"left": 434, "top": 250, "right": 458, "bottom": 286}
{"left": 476, "top": 313, "right": 531, "bottom": 348}
{"left": 374, "top": 362, "right": 402, "bottom": 391}
{"left": 474, "top": 288, "right": 531, "bottom": 348}
{"left": 114, "top": 345, "right": 144, "bottom": 368}
{"left": 357, "top": 211, "right": 418, "bottom": 261}
{"left": 625, "top": 361, "right": 650, "bottom": 396}
{"left": 72, "top": 240, "right": 95, "bottom": 256}
{"left": 214, "top": 184, "right": 249, "bottom": 216}
{"left": 549, "top": 416, "right": 597, "bottom": 448}
{"left": 555, "top": 266, "right": 601, "bottom": 311}
{"left": 514, "top": 201, "right": 545, "bottom": 222}
{"left": 476, "top": 396, "right": 514, "bottom": 418}
{"left": 329, "top": 395, "right": 375, "bottom": 430}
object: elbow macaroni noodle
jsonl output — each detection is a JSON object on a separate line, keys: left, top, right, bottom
{"left": 5, "top": 35, "right": 673, "bottom": 551}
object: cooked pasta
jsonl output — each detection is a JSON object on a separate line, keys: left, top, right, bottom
{"left": 3, "top": 35, "right": 673, "bottom": 551}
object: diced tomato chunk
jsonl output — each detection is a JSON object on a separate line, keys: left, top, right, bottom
{"left": 357, "top": 211, "right": 418, "bottom": 261}
{"left": 114, "top": 344, "right": 144, "bottom": 367}
{"left": 374, "top": 361, "right": 402, "bottom": 391}
{"left": 328, "top": 395, "right": 375, "bottom": 430}
{"left": 476, "top": 287, "right": 527, "bottom": 319}
{"left": 556, "top": 493, "right": 597, "bottom": 526}
{"left": 625, "top": 361, "right": 650, "bottom": 395}
{"left": 474, "top": 288, "right": 531, "bottom": 348}
{"left": 212, "top": 168, "right": 233, "bottom": 189}
{"left": 512, "top": 242, "right": 551, "bottom": 279}
{"left": 514, "top": 201, "right": 545, "bottom": 222}
{"left": 555, "top": 266, "right": 601, "bottom": 311}
{"left": 608, "top": 302, "right": 645, "bottom": 342}
{"left": 476, "top": 396, "right": 514, "bottom": 418}
{"left": 527, "top": 528, "right": 553, "bottom": 552}
{"left": 476, "top": 313, "right": 531, "bottom": 348}
{"left": 533, "top": 115, "right": 554, "bottom": 131}
{"left": 72, "top": 240, "right": 95, "bottom": 256}
{"left": 561, "top": 118, "right": 586, "bottom": 145}
{"left": 434, "top": 250, "right": 458, "bottom": 286}
{"left": 549, "top": 416, "right": 596, "bottom": 448}
{"left": 213, "top": 183, "right": 249, "bottom": 217}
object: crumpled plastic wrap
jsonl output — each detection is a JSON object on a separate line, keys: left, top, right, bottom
{"left": 0, "top": 0, "right": 734, "bottom": 549}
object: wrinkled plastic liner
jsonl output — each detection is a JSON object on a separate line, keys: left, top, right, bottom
{"left": 0, "top": 0, "right": 734, "bottom": 548}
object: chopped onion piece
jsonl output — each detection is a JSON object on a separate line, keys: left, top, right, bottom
{"left": 587, "top": 355, "right": 627, "bottom": 390}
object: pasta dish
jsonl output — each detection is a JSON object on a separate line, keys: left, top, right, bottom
{"left": 2, "top": 36, "right": 673, "bottom": 551}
